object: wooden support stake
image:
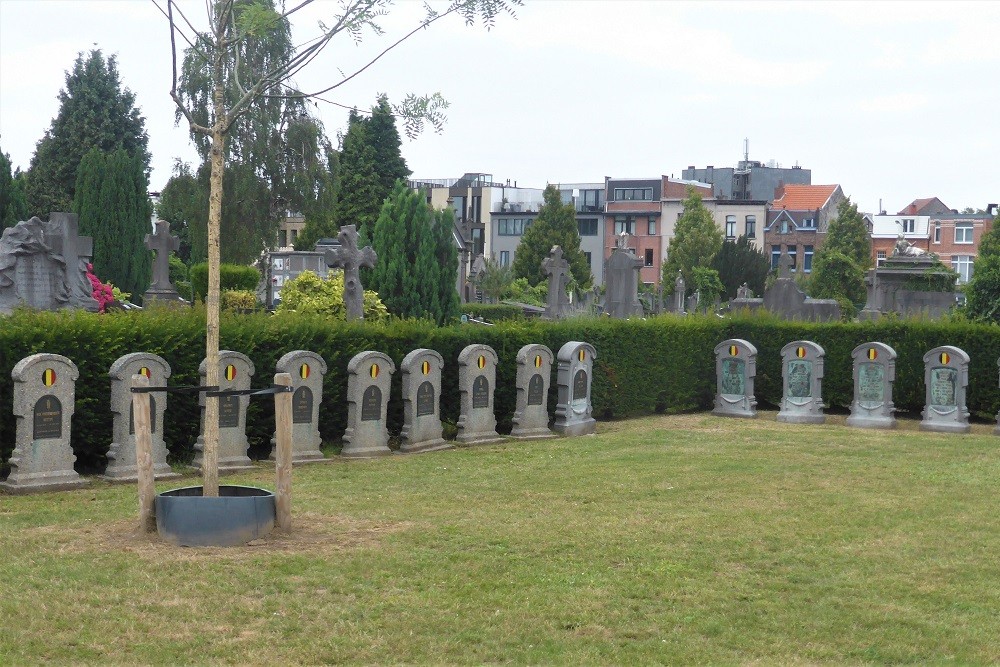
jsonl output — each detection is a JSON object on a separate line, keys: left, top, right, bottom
{"left": 274, "top": 372, "right": 293, "bottom": 532}
{"left": 131, "top": 373, "right": 156, "bottom": 533}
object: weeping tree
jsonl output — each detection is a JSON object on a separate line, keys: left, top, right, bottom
{"left": 162, "top": 0, "right": 519, "bottom": 496}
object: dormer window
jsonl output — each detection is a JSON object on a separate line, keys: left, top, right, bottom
{"left": 801, "top": 218, "right": 816, "bottom": 229}
{"left": 901, "top": 218, "right": 915, "bottom": 233}
{"left": 780, "top": 220, "right": 789, "bottom": 234}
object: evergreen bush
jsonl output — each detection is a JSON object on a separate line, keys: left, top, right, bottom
{"left": 189, "top": 262, "right": 259, "bottom": 301}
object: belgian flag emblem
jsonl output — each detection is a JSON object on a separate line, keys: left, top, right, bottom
{"left": 796, "top": 347, "right": 806, "bottom": 358}
{"left": 42, "top": 368, "right": 57, "bottom": 387}
{"left": 477, "top": 355, "right": 486, "bottom": 369}
{"left": 421, "top": 360, "right": 430, "bottom": 375}
{"left": 868, "top": 348, "right": 878, "bottom": 360}
{"left": 578, "top": 349, "right": 586, "bottom": 362}
{"left": 729, "top": 345, "right": 739, "bottom": 357}
{"left": 299, "top": 364, "right": 310, "bottom": 380}
{"left": 139, "top": 367, "right": 151, "bottom": 378}
{"left": 534, "top": 355, "right": 542, "bottom": 368}
{"left": 225, "top": 364, "right": 237, "bottom": 381}
{"left": 940, "top": 352, "right": 950, "bottom": 365}
{"left": 370, "top": 364, "right": 379, "bottom": 379}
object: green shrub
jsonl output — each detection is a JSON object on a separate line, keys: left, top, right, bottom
{"left": 189, "top": 262, "right": 259, "bottom": 301}
{"left": 461, "top": 304, "right": 525, "bottom": 322}
{"left": 221, "top": 289, "right": 260, "bottom": 313}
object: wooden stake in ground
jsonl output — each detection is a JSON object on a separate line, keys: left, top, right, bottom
{"left": 131, "top": 373, "right": 156, "bottom": 533}
{"left": 274, "top": 372, "right": 293, "bottom": 531}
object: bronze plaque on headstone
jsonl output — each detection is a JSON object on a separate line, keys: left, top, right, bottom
{"left": 527, "top": 373, "right": 545, "bottom": 406}
{"left": 33, "top": 395, "right": 62, "bottom": 440}
{"left": 361, "top": 385, "right": 382, "bottom": 421}
{"left": 292, "top": 386, "right": 313, "bottom": 424}
{"left": 129, "top": 396, "right": 157, "bottom": 434}
{"left": 787, "top": 360, "right": 812, "bottom": 399}
{"left": 219, "top": 395, "right": 240, "bottom": 428}
{"left": 721, "top": 358, "right": 745, "bottom": 395}
{"left": 930, "top": 367, "right": 957, "bottom": 407}
{"left": 416, "top": 380, "right": 435, "bottom": 416}
{"left": 858, "top": 362, "right": 884, "bottom": 405}
{"left": 573, "top": 369, "right": 588, "bottom": 401}
{"left": 472, "top": 375, "right": 490, "bottom": 409}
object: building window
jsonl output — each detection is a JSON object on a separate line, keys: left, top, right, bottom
{"left": 614, "top": 215, "right": 635, "bottom": 235}
{"left": 644, "top": 248, "right": 654, "bottom": 267}
{"left": 577, "top": 219, "right": 598, "bottom": 236}
{"left": 498, "top": 218, "right": 532, "bottom": 236}
{"left": 499, "top": 251, "right": 510, "bottom": 267}
{"left": 647, "top": 217, "right": 657, "bottom": 235}
{"left": 580, "top": 189, "right": 603, "bottom": 212}
{"left": 471, "top": 228, "right": 484, "bottom": 256}
{"left": 901, "top": 218, "right": 915, "bottom": 233}
{"left": 780, "top": 219, "right": 789, "bottom": 234}
{"left": 290, "top": 229, "right": 298, "bottom": 243}
{"left": 771, "top": 245, "right": 781, "bottom": 270}
{"left": 934, "top": 224, "right": 941, "bottom": 243}
{"left": 279, "top": 230, "right": 288, "bottom": 247}
{"left": 745, "top": 215, "right": 756, "bottom": 238}
{"left": 452, "top": 196, "right": 466, "bottom": 223}
{"left": 952, "top": 255, "right": 973, "bottom": 283}
{"left": 955, "top": 222, "right": 973, "bottom": 244}
{"left": 801, "top": 218, "right": 816, "bottom": 229}
{"left": 725, "top": 215, "right": 736, "bottom": 239}
{"left": 804, "top": 245, "right": 814, "bottom": 273}
{"left": 472, "top": 195, "right": 482, "bottom": 222}
{"left": 877, "top": 250, "right": 887, "bottom": 267}
{"left": 584, "top": 251, "right": 592, "bottom": 267}
{"left": 613, "top": 187, "right": 653, "bottom": 201}
{"left": 787, "top": 245, "right": 797, "bottom": 271}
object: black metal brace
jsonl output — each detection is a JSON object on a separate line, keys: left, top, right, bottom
{"left": 130, "top": 385, "right": 219, "bottom": 394}
{"left": 205, "top": 385, "right": 294, "bottom": 398}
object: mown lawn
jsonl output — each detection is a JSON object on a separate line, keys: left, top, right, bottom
{"left": 2, "top": 412, "right": 999, "bottom": 664}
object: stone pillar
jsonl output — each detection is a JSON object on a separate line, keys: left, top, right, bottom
{"left": 552, "top": 341, "right": 597, "bottom": 436}
{"left": 919, "top": 346, "right": 970, "bottom": 433}
{"left": 194, "top": 350, "right": 255, "bottom": 472}
{"left": 272, "top": 350, "right": 327, "bottom": 463}
{"left": 342, "top": 351, "right": 395, "bottom": 458}
{"left": 712, "top": 339, "right": 758, "bottom": 419}
{"left": 510, "top": 344, "right": 555, "bottom": 439}
{"left": 399, "top": 349, "right": 450, "bottom": 454}
{"left": 105, "top": 352, "right": 179, "bottom": 481}
{"left": 1, "top": 353, "right": 88, "bottom": 493}
{"left": 846, "top": 342, "right": 897, "bottom": 430}
{"left": 456, "top": 344, "right": 502, "bottom": 445}
{"left": 777, "top": 340, "right": 826, "bottom": 424}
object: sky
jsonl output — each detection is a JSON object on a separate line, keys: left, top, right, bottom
{"left": 1, "top": 0, "right": 998, "bottom": 216}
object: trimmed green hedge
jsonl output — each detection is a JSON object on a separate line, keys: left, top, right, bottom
{"left": 460, "top": 303, "right": 526, "bottom": 322}
{"left": 1, "top": 309, "right": 999, "bottom": 477}
{"left": 189, "top": 263, "right": 260, "bottom": 302}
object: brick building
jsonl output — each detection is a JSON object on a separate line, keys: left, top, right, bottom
{"left": 764, "top": 184, "right": 846, "bottom": 274}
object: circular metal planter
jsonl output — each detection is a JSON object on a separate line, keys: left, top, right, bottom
{"left": 155, "top": 485, "right": 276, "bottom": 547}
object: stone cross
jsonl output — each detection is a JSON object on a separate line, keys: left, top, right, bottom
{"left": 145, "top": 220, "right": 179, "bottom": 291}
{"left": 673, "top": 270, "right": 685, "bottom": 313}
{"left": 542, "top": 245, "right": 571, "bottom": 319}
{"left": 737, "top": 282, "right": 751, "bottom": 299}
{"left": 778, "top": 250, "right": 794, "bottom": 279}
{"left": 325, "top": 224, "right": 376, "bottom": 320}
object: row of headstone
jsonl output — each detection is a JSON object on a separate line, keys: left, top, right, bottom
{"left": 0, "top": 342, "right": 598, "bottom": 492}
{"left": 713, "top": 339, "right": 984, "bottom": 434}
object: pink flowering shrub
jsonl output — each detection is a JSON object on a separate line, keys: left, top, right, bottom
{"left": 86, "top": 264, "right": 115, "bottom": 313}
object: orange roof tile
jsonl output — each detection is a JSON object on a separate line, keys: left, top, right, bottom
{"left": 770, "top": 184, "right": 838, "bottom": 211}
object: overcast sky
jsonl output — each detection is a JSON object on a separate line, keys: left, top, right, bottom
{"left": 1, "top": 0, "right": 998, "bottom": 215}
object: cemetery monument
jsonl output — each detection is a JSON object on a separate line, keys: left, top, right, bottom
{"left": 542, "top": 245, "right": 572, "bottom": 320}
{"left": 342, "top": 351, "right": 395, "bottom": 458}
{"left": 510, "top": 343, "right": 555, "bottom": 439}
{"left": 324, "top": 224, "right": 376, "bottom": 320}
{"left": 846, "top": 342, "right": 898, "bottom": 429}
{"left": 143, "top": 220, "right": 185, "bottom": 303}
{"left": 194, "top": 350, "right": 256, "bottom": 472}
{"left": 776, "top": 340, "right": 826, "bottom": 424}
{"left": 920, "top": 345, "right": 971, "bottom": 433}
{"left": 400, "top": 348, "right": 450, "bottom": 453}
{"left": 713, "top": 339, "right": 758, "bottom": 418}
{"left": 552, "top": 341, "right": 597, "bottom": 435}
{"left": 272, "top": 350, "right": 327, "bottom": 463}
{"left": 603, "top": 232, "right": 644, "bottom": 318}
{"left": 456, "top": 344, "right": 503, "bottom": 445}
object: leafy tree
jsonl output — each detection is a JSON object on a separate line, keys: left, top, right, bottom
{"left": 473, "top": 255, "right": 514, "bottom": 303}
{"left": 0, "top": 150, "right": 29, "bottom": 229}
{"left": 662, "top": 187, "right": 723, "bottom": 290}
{"left": 809, "top": 250, "right": 867, "bottom": 319}
{"left": 74, "top": 148, "right": 151, "bottom": 299}
{"left": 691, "top": 266, "right": 725, "bottom": 306}
{"left": 822, "top": 197, "right": 871, "bottom": 269}
{"left": 964, "top": 214, "right": 1000, "bottom": 322}
{"left": 274, "top": 270, "right": 387, "bottom": 321}
{"left": 512, "top": 185, "right": 591, "bottom": 287}
{"left": 711, "top": 235, "right": 769, "bottom": 299}
{"left": 507, "top": 277, "right": 547, "bottom": 307}
{"left": 156, "top": 160, "right": 202, "bottom": 262}
{"left": 25, "top": 50, "right": 149, "bottom": 217}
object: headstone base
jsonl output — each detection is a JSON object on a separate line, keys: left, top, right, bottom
{"left": 0, "top": 471, "right": 90, "bottom": 494}
{"left": 192, "top": 453, "right": 255, "bottom": 474}
{"left": 100, "top": 464, "right": 180, "bottom": 483}
{"left": 455, "top": 432, "right": 504, "bottom": 446}
{"left": 398, "top": 439, "right": 452, "bottom": 455}
{"left": 845, "top": 415, "right": 897, "bottom": 430}
{"left": 919, "top": 421, "right": 971, "bottom": 434}
{"left": 552, "top": 418, "right": 596, "bottom": 436}
{"left": 269, "top": 449, "right": 326, "bottom": 464}
{"left": 340, "top": 443, "right": 392, "bottom": 459}
{"left": 143, "top": 288, "right": 188, "bottom": 305}
{"left": 776, "top": 413, "right": 826, "bottom": 425}
{"left": 509, "top": 426, "right": 556, "bottom": 440}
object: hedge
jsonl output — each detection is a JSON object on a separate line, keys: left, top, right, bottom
{"left": 459, "top": 303, "right": 525, "bottom": 322}
{"left": 1, "top": 309, "right": 999, "bottom": 478}
{"left": 188, "top": 263, "right": 260, "bottom": 302}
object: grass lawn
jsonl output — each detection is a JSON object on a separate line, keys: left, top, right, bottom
{"left": 2, "top": 412, "right": 999, "bottom": 664}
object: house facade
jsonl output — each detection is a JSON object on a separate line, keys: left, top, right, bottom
{"left": 682, "top": 160, "right": 810, "bottom": 201}
{"left": 604, "top": 177, "right": 663, "bottom": 286}
{"left": 764, "top": 184, "right": 846, "bottom": 274}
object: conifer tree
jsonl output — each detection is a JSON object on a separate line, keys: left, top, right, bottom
{"left": 0, "top": 150, "right": 29, "bottom": 230}
{"left": 368, "top": 95, "right": 411, "bottom": 195}
{"left": 331, "top": 111, "right": 382, "bottom": 243}
{"left": 711, "top": 235, "right": 770, "bottom": 299}
{"left": 662, "top": 186, "right": 723, "bottom": 290}
{"left": 433, "top": 207, "right": 461, "bottom": 323}
{"left": 512, "top": 185, "right": 591, "bottom": 287}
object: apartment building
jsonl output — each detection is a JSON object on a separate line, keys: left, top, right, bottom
{"left": 764, "top": 184, "right": 846, "bottom": 274}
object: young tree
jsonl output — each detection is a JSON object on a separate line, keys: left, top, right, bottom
{"left": 25, "top": 50, "right": 149, "bottom": 217}
{"left": 156, "top": 161, "right": 202, "bottom": 263}
{"left": 74, "top": 148, "right": 152, "bottom": 299}
{"left": 808, "top": 250, "right": 867, "bottom": 319}
{"left": 822, "top": 197, "right": 872, "bottom": 269}
{"left": 711, "top": 235, "right": 769, "bottom": 299}
{"left": 164, "top": 0, "right": 519, "bottom": 495}
{"left": 473, "top": 255, "right": 514, "bottom": 303}
{"left": 512, "top": 185, "right": 591, "bottom": 287}
{"left": 0, "top": 150, "right": 29, "bottom": 230}
{"left": 662, "top": 186, "right": 723, "bottom": 290}
{"left": 964, "top": 214, "right": 1000, "bottom": 322}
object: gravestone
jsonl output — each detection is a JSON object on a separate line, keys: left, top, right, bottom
{"left": 761, "top": 251, "right": 840, "bottom": 321}
{"left": 0, "top": 213, "right": 99, "bottom": 314}
{"left": 324, "top": 224, "right": 376, "bottom": 320}
{"left": 105, "top": 353, "right": 179, "bottom": 482}
{"left": 143, "top": 220, "right": 184, "bottom": 303}
{"left": 400, "top": 348, "right": 450, "bottom": 453}
{"left": 672, "top": 270, "right": 685, "bottom": 314}
{"left": 686, "top": 291, "right": 700, "bottom": 313}
{"left": 846, "top": 342, "right": 897, "bottom": 429}
{"left": 919, "top": 346, "right": 970, "bottom": 433}
{"left": 542, "top": 245, "right": 571, "bottom": 320}
{"left": 511, "top": 343, "right": 555, "bottom": 439}
{"left": 194, "top": 350, "right": 255, "bottom": 472}
{"left": 776, "top": 340, "right": 826, "bottom": 424}
{"left": 737, "top": 283, "right": 751, "bottom": 299}
{"left": 552, "top": 341, "right": 597, "bottom": 435}
{"left": 712, "top": 339, "right": 758, "bottom": 418}
{"left": 456, "top": 344, "right": 502, "bottom": 444}
{"left": 0, "top": 353, "right": 88, "bottom": 493}
{"left": 271, "top": 350, "right": 327, "bottom": 463}
{"left": 343, "top": 351, "right": 395, "bottom": 458}
{"left": 603, "top": 234, "right": 644, "bottom": 319}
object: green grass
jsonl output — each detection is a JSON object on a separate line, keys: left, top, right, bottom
{"left": 2, "top": 412, "right": 1000, "bottom": 664}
